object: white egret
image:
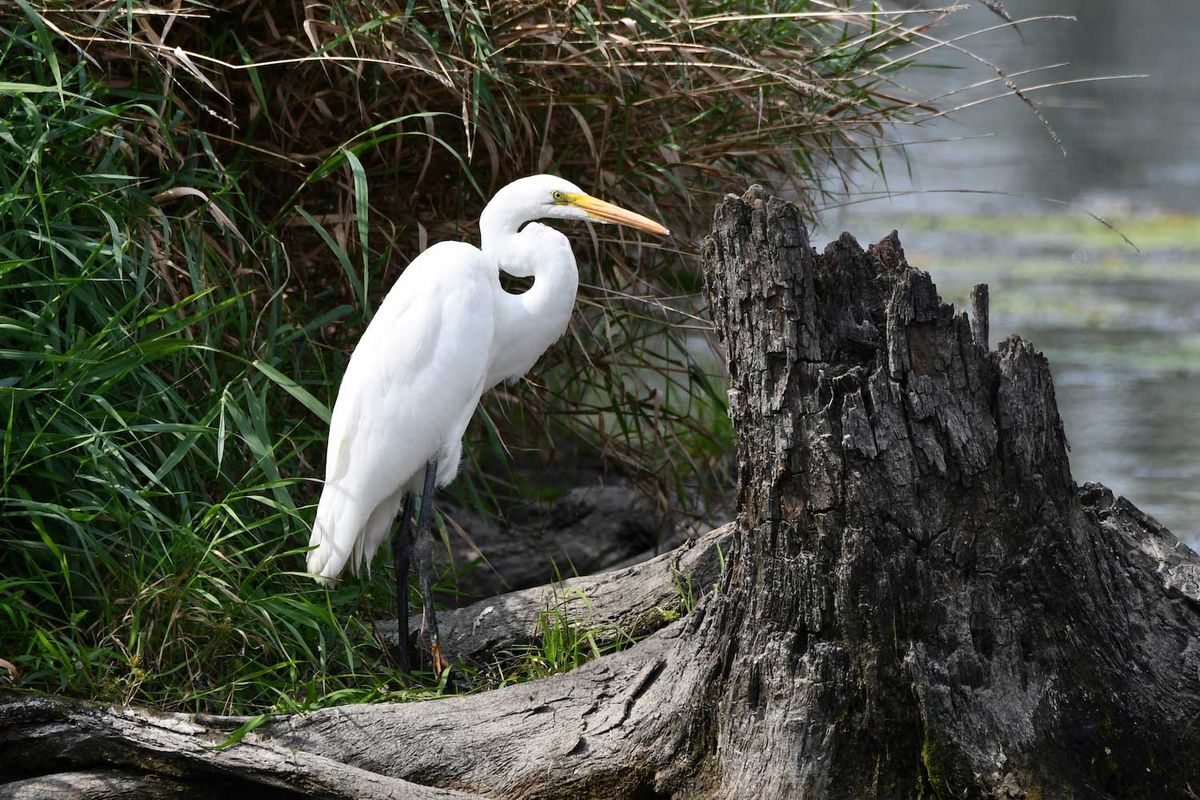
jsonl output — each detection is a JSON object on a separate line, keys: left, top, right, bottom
{"left": 307, "top": 175, "right": 669, "bottom": 675}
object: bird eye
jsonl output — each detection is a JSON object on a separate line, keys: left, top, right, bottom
{"left": 552, "top": 191, "right": 563, "bottom": 202}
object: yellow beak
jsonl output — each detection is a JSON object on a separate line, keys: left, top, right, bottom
{"left": 567, "top": 193, "right": 670, "bottom": 236}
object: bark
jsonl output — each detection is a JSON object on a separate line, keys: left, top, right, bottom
{"left": 3, "top": 188, "right": 1198, "bottom": 799}
{"left": 0, "top": 627, "right": 696, "bottom": 799}
{"left": 693, "top": 188, "right": 1200, "bottom": 797}
{"left": 0, "top": 693, "right": 476, "bottom": 799}
{"left": 0, "top": 771, "right": 205, "bottom": 800}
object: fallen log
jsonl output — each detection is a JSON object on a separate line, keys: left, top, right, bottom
{"left": 0, "top": 693, "right": 476, "bottom": 799}
{"left": 433, "top": 483, "right": 668, "bottom": 604}
{"left": 379, "top": 522, "right": 735, "bottom": 664}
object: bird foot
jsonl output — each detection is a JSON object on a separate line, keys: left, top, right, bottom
{"left": 431, "top": 643, "right": 448, "bottom": 678}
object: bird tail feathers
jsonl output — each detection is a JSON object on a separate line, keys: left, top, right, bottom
{"left": 307, "top": 480, "right": 407, "bottom": 584}
{"left": 307, "top": 480, "right": 360, "bottom": 583}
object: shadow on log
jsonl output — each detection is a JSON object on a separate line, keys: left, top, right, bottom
{"left": 433, "top": 483, "right": 668, "bottom": 605}
{"left": 2, "top": 189, "right": 1198, "bottom": 799}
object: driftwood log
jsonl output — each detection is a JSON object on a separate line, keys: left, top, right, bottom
{"left": 3, "top": 189, "right": 1199, "bottom": 798}
{"left": 379, "top": 522, "right": 734, "bottom": 662}
{"left": 434, "top": 483, "right": 670, "bottom": 605}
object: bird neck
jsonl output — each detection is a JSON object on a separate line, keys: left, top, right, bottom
{"left": 479, "top": 200, "right": 519, "bottom": 261}
{"left": 479, "top": 215, "right": 579, "bottom": 386}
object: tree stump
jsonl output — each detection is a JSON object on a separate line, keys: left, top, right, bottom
{"left": 3, "top": 188, "right": 1198, "bottom": 799}
{"left": 693, "top": 188, "right": 1200, "bottom": 797}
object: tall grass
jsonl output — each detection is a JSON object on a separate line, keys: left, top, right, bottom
{"left": 0, "top": 7, "right": 427, "bottom": 713}
{"left": 1, "top": 0, "right": 1050, "bottom": 714}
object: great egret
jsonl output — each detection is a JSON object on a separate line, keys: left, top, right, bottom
{"left": 307, "top": 175, "right": 669, "bottom": 675}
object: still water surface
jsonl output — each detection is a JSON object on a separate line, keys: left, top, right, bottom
{"left": 819, "top": 1, "right": 1200, "bottom": 543}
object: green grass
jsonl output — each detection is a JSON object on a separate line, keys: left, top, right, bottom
{"left": 0, "top": 9, "right": 426, "bottom": 713}
{"left": 0, "top": 1, "right": 1054, "bottom": 714}
{"left": 503, "top": 607, "right": 608, "bottom": 684}
{"left": 486, "top": 584, "right": 642, "bottom": 686}
{"left": 19, "top": 0, "right": 980, "bottom": 518}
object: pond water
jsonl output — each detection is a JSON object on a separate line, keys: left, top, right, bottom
{"left": 818, "top": 1, "right": 1200, "bottom": 544}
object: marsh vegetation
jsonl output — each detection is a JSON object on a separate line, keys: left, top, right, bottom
{"left": 4, "top": 0, "right": 1180, "bottom": 725}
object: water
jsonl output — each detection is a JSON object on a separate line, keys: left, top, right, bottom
{"left": 834, "top": 0, "right": 1200, "bottom": 214}
{"left": 818, "top": 1, "right": 1200, "bottom": 543}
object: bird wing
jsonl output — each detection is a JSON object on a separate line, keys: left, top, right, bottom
{"left": 309, "top": 241, "right": 496, "bottom": 581}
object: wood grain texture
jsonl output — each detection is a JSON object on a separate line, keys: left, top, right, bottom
{"left": 378, "top": 522, "right": 734, "bottom": 663}
{"left": 0, "top": 771, "right": 210, "bottom": 800}
{"left": 695, "top": 188, "right": 1200, "bottom": 798}
{"left": 0, "top": 693, "right": 477, "bottom": 799}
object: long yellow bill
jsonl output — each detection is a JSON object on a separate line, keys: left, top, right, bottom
{"left": 568, "top": 193, "right": 670, "bottom": 236}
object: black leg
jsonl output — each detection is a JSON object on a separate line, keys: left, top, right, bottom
{"left": 390, "top": 491, "right": 415, "bottom": 673}
{"left": 414, "top": 459, "right": 446, "bottom": 676}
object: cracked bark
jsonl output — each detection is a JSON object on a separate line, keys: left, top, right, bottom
{"left": 692, "top": 189, "right": 1200, "bottom": 797}
{"left": 3, "top": 189, "right": 1198, "bottom": 799}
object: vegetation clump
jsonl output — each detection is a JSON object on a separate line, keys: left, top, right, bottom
{"left": 1, "top": 0, "right": 1007, "bottom": 714}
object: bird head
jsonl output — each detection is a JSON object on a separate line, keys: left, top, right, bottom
{"left": 493, "top": 174, "right": 670, "bottom": 237}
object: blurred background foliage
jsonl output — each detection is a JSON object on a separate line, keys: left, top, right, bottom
{"left": 0, "top": 0, "right": 1017, "bottom": 713}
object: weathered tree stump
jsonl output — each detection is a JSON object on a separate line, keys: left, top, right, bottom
{"left": 3, "top": 189, "right": 1198, "bottom": 798}
{"left": 693, "top": 189, "right": 1200, "bottom": 797}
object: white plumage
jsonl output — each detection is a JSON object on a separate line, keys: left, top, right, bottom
{"left": 307, "top": 241, "right": 495, "bottom": 581}
{"left": 305, "top": 176, "right": 669, "bottom": 657}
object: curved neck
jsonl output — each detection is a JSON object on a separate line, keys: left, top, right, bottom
{"left": 479, "top": 200, "right": 519, "bottom": 260}
{"left": 479, "top": 212, "right": 579, "bottom": 387}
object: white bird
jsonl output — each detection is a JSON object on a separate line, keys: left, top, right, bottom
{"left": 307, "top": 175, "right": 669, "bottom": 675}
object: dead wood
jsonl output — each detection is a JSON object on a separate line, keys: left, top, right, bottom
{"left": 435, "top": 483, "right": 667, "bottom": 604}
{"left": 688, "top": 189, "right": 1200, "bottom": 797}
{"left": 378, "top": 523, "right": 734, "bottom": 663}
{"left": 0, "top": 692, "right": 478, "bottom": 799}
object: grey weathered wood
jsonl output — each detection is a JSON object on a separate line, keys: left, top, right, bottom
{"left": 970, "top": 282, "right": 990, "bottom": 348}
{"left": 4, "top": 188, "right": 1198, "bottom": 799}
{"left": 379, "top": 522, "right": 734, "bottom": 663}
{"left": 1, "top": 625, "right": 697, "bottom": 799}
{"left": 0, "top": 693, "right": 478, "bottom": 799}
{"left": 691, "top": 188, "right": 1200, "bottom": 797}
{"left": 434, "top": 483, "right": 666, "bottom": 604}
{"left": 264, "top": 623, "right": 696, "bottom": 797}
{"left": 0, "top": 771, "right": 206, "bottom": 800}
